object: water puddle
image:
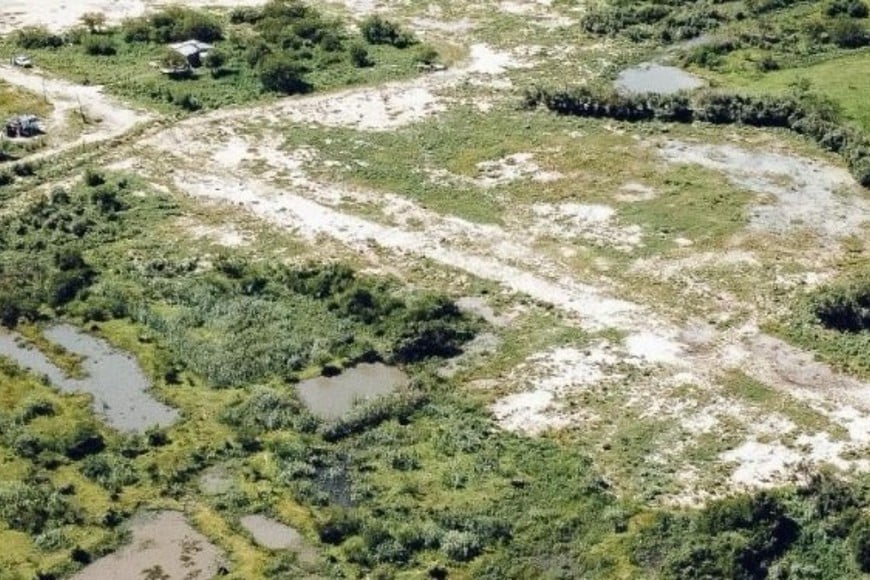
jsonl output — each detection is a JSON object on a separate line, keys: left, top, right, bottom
{"left": 614, "top": 63, "right": 704, "bottom": 95}
{"left": 295, "top": 363, "right": 408, "bottom": 420}
{"left": 0, "top": 324, "right": 178, "bottom": 432}
{"left": 71, "top": 511, "right": 225, "bottom": 580}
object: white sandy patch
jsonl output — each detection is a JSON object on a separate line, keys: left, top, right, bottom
{"left": 0, "top": 0, "right": 268, "bottom": 34}
{"left": 526, "top": 202, "right": 644, "bottom": 251}
{"left": 498, "top": 0, "right": 575, "bottom": 28}
{"left": 659, "top": 140, "right": 868, "bottom": 241}
{"left": 721, "top": 441, "right": 802, "bottom": 487}
{"left": 625, "top": 331, "right": 684, "bottom": 365}
{"left": 492, "top": 344, "right": 616, "bottom": 434}
{"left": 475, "top": 153, "right": 563, "bottom": 187}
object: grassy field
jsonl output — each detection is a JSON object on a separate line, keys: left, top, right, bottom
{"left": 708, "top": 49, "right": 870, "bottom": 130}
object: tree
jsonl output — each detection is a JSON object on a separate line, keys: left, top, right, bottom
{"left": 80, "top": 12, "right": 107, "bottom": 34}
{"left": 259, "top": 55, "right": 310, "bottom": 94}
{"left": 203, "top": 49, "right": 227, "bottom": 76}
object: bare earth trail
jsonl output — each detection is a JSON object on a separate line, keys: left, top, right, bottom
{"left": 0, "top": 64, "right": 151, "bottom": 163}
{"left": 3, "top": 6, "right": 870, "bottom": 500}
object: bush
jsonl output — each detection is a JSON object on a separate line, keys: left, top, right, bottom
{"left": 82, "top": 35, "right": 116, "bottom": 56}
{"left": 852, "top": 519, "right": 870, "bottom": 573}
{"left": 259, "top": 55, "right": 310, "bottom": 94}
{"left": 830, "top": 19, "right": 870, "bottom": 47}
{"left": 0, "top": 482, "right": 79, "bottom": 534}
{"left": 349, "top": 43, "right": 373, "bottom": 67}
{"left": 15, "top": 26, "right": 63, "bottom": 49}
{"left": 360, "top": 15, "right": 416, "bottom": 48}
{"left": 825, "top": 0, "right": 869, "bottom": 18}
{"left": 441, "top": 530, "right": 482, "bottom": 562}
{"left": 812, "top": 282, "right": 870, "bottom": 332}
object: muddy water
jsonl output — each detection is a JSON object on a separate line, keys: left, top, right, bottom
{"left": 295, "top": 363, "right": 408, "bottom": 420}
{"left": 615, "top": 63, "right": 704, "bottom": 95}
{"left": 0, "top": 325, "right": 178, "bottom": 432}
{"left": 72, "top": 511, "right": 224, "bottom": 580}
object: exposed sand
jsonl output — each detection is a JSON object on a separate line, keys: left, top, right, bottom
{"left": 0, "top": 0, "right": 268, "bottom": 34}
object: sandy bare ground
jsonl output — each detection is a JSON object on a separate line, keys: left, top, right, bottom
{"left": 131, "top": 116, "right": 870, "bottom": 497}
{"left": 659, "top": 140, "right": 869, "bottom": 242}
{"left": 0, "top": 64, "right": 150, "bottom": 162}
{"left": 0, "top": 0, "right": 269, "bottom": 34}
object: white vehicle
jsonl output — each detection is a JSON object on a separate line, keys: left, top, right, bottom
{"left": 11, "top": 55, "right": 32, "bottom": 68}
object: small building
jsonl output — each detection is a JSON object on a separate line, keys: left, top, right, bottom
{"left": 5, "top": 115, "right": 42, "bottom": 138}
{"left": 169, "top": 40, "right": 213, "bottom": 67}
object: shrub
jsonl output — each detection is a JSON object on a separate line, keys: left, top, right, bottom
{"left": 813, "top": 282, "right": 870, "bottom": 332}
{"left": 15, "top": 26, "right": 63, "bottom": 49}
{"left": 259, "top": 55, "right": 310, "bottom": 94}
{"left": 80, "top": 11, "right": 107, "bottom": 33}
{"left": 360, "top": 15, "right": 416, "bottom": 48}
{"left": 852, "top": 519, "right": 870, "bottom": 573}
{"left": 825, "top": 0, "right": 869, "bottom": 18}
{"left": 222, "top": 387, "right": 318, "bottom": 433}
{"left": 0, "top": 482, "right": 79, "bottom": 534}
{"left": 203, "top": 48, "right": 227, "bottom": 75}
{"left": 830, "top": 19, "right": 870, "bottom": 47}
{"left": 349, "top": 43, "right": 373, "bottom": 67}
{"left": 83, "top": 35, "right": 116, "bottom": 56}
{"left": 441, "top": 530, "right": 482, "bottom": 562}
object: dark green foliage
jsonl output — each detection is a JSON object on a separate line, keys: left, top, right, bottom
{"left": 0, "top": 481, "right": 79, "bottom": 534}
{"left": 82, "top": 35, "right": 116, "bottom": 56}
{"left": 320, "top": 391, "right": 428, "bottom": 442}
{"left": 360, "top": 15, "right": 417, "bottom": 48}
{"left": 221, "top": 387, "right": 318, "bottom": 433}
{"left": 581, "top": 1, "right": 726, "bottom": 43}
{"left": 825, "top": 0, "right": 869, "bottom": 18}
{"left": 349, "top": 42, "right": 373, "bottom": 67}
{"left": 15, "top": 26, "right": 64, "bottom": 49}
{"left": 258, "top": 54, "right": 311, "bottom": 94}
{"left": 79, "top": 453, "right": 139, "bottom": 491}
{"left": 143, "top": 6, "right": 224, "bottom": 43}
{"left": 830, "top": 19, "right": 870, "bottom": 47}
{"left": 852, "top": 518, "right": 870, "bottom": 572}
{"left": 812, "top": 281, "right": 870, "bottom": 332}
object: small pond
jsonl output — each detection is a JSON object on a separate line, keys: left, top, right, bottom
{"left": 72, "top": 511, "right": 224, "bottom": 580}
{"left": 0, "top": 324, "right": 178, "bottom": 432}
{"left": 295, "top": 362, "right": 408, "bottom": 420}
{"left": 614, "top": 63, "right": 704, "bottom": 95}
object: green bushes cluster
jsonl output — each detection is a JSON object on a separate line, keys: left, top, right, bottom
{"left": 825, "top": 0, "right": 870, "bottom": 18}
{"left": 360, "top": 15, "right": 417, "bottom": 48}
{"left": 526, "top": 85, "right": 870, "bottom": 186}
{"left": 0, "top": 481, "right": 79, "bottom": 535}
{"left": 14, "top": 26, "right": 64, "bottom": 49}
{"left": 581, "top": 0, "right": 727, "bottom": 42}
{"left": 122, "top": 6, "right": 224, "bottom": 43}
{"left": 812, "top": 280, "right": 870, "bottom": 332}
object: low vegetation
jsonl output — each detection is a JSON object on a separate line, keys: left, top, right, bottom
{"left": 524, "top": 83, "right": 870, "bottom": 185}
{"left": 0, "top": 1, "right": 435, "bottom": 112}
